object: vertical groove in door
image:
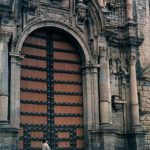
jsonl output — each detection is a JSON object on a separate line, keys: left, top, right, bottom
{"left": 46, "top": 31, "right": 55, "bottom": 148}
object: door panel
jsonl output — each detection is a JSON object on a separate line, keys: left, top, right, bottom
{"left": 20, "top": 29, "right": 84, "bottom": 150}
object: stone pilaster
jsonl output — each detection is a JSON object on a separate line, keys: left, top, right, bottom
{"left": 0, "top": 31, "right": 11, "bottom": 124}
{"left": 0, "top": 33, "right": 19, "bottom": 150}
{"left": 82, "top": 64, "right": 100, "bottom": 150}
{"left": 9, "top": 52, "right": 24, "bottom": 128}
{"left": 126, "top": 0, "right": 133, "bottom": 19}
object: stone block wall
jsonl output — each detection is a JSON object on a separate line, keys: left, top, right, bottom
{"left": 136, "top": 0, "right": 150, "bottom": 149}
{"left": 138, "top": 80, "right": 150, "bottom": 149}
{"left": 0, "top": 128, "right": 18, "bottom": 150}
{"left": 136, "top": 0, "right": 150, "bottom": 68}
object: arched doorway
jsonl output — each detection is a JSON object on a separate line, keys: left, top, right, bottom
{"left": 19, "top": 28, "right": 84, "bottom": 150}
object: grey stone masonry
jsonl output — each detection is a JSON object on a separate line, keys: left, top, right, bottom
{"left": 136, "top": 0, "right": 150, "bottom": 68}
{"left": 0, "top": 0, "right": 149, "bottom": 150}
{"left": 138, "top": 80, "right": 150, "bottom": 149}
{"left": 0, "top": 127, "right": 18, "bottom": 150}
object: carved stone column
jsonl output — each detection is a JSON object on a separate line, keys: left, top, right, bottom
{"left": 129, "top": 55, "right": 140, "bottom": 126}
{"left": 99, "top": 47, "right": 116, "bottom": 150}
{"left": 0, "top": 31, "right": 11, "bottom": 124}
{"left": 126, "top": 0, "right": 133, "bottom": 19}
{"left": 99, "top": 47, "right": 112, "bottom": 125}
{"left": 128, "top": 53, "right": 146, "bottom": 150}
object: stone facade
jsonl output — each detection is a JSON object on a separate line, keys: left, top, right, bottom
{"left": 0, "top": 0, "right": 149, "bottom": 150}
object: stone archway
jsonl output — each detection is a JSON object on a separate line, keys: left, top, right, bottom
{"left": 10, "top": 21, "right": 92, "bottom": 150}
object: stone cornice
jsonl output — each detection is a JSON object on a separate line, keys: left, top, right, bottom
{"left": 105, "top": 19, "right": 144, "bottom": 48}
{"left": 9, "top": 52, "right": 24, "bottom": 59}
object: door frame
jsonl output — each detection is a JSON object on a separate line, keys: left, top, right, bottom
{"left": 10, "top": 20, "right": 99, "bottom": 150}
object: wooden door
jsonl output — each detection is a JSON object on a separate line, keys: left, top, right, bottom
{"left": 19, "top": 28, "right": 84, "bottom": 150}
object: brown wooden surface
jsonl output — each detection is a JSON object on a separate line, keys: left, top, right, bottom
{"left": 20, "top": 29, "right": 84, "bottom": 149}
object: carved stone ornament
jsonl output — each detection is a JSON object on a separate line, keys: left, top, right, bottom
{"left": 28, "top": 0, "right": 38, "bottom": 14}
{"left": 76, "top": 2, "right": 87, "bottom": 24}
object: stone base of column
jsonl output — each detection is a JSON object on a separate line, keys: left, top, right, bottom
{"left": 128, "top": 125, "right": 146, "bottom": 150}
{"left": 0, "top": 127, "right": 18, "bottom": 150}
{"left": 99, "top": 124, "right": 116, "bottom": 150}
{"left": 89, "top": 130, "right": 100, "bottom": 150}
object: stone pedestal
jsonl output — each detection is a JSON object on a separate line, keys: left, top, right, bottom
{"left": 90, "top": 130, "right": 100, "bottom": 150}
{"left": 0, "top": 127, "right": 18, "bottom": 150}
{"left": 99, "top": 124, "right": 116, "bottom": 150}
{"left": 128, "top": 125, "right": 146, "bottom": 150}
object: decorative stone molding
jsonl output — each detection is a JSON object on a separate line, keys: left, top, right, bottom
{"left": 16, "top": 20, "right": 91, "bottom": 64}
{"left": 9, "top": 52, "right": 24, "bottom": 65}
{"left": 109, "top": 58, "right": 121, "bottom": 74}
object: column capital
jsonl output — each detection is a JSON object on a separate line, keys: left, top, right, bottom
{"left": 99, "top": 47, "right": 110, "bottom": 60}
{"left": 9, "top": 52, "right": 24, "bottom": 65}
{"left": 129, "top": 55, "right": 137, "bottom": 65}
{"left": 82, "top": 63, "right": 100, "bottom": 74}
{"left": 0, "top": 31, "right": 11, "bottom": 43}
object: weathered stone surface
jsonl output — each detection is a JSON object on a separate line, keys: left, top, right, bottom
{"left": 0, "top": 0, "right": 149, "bottom": 149}
{"left": 0, "top": 128, "right": 18, "bottom": 150}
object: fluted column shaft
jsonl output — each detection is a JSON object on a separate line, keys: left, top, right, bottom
{"left": 126, "top": 0, "right": 133, "bottom": 19}
{"left": 0, "top": 31, "right": 11, "bottom": 123}
{"left": 129, "top": 55, "right": 140, "bottom": 126}
{"left": 99, "top": 47, "right": 112, "bottom": 124}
